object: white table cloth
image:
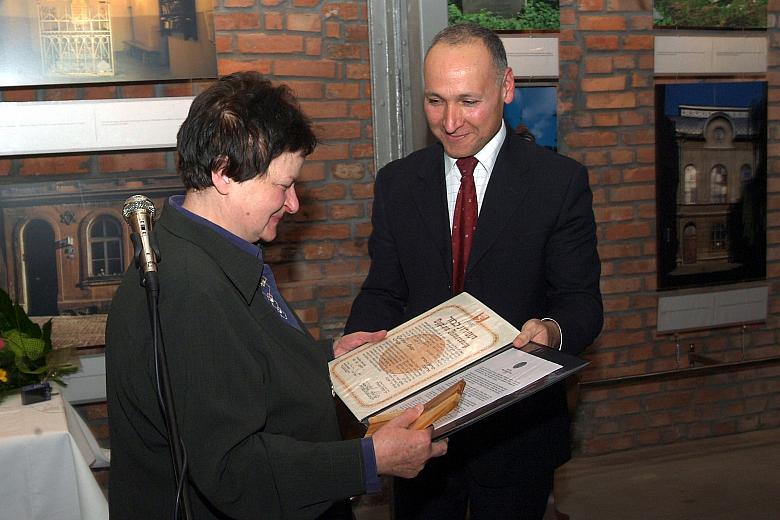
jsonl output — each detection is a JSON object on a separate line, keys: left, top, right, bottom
{"left": 0, "top": 391, "right": 109, "bottom": 520}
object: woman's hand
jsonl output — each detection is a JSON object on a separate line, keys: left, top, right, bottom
{"left": 371, "top": 405, "right": 449, "bottom": 478}
{"left": 333, "top": 330, "right": 387, "bottom": 357}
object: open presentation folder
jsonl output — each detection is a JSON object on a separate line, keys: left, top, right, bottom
{"left": 329, "top": 292, "right": 589, "bottom": 439}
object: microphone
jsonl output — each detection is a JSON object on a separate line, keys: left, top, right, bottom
{"left": 122, "top": 195, "right": 159, "bottom": 276}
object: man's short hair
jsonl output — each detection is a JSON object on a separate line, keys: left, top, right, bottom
{"left": 426, "top": 23, "right": 508, "bottom": 80}
{"left": 176, "top": 71, "right": 316, "bottom": 190}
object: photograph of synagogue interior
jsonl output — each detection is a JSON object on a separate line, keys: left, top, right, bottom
{"left": 0, "top": 1, "right": 777, "bottom": 519}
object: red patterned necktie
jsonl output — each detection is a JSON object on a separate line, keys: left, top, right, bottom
{"left": 452, "top": 156, "right": 478, "bottom": 295}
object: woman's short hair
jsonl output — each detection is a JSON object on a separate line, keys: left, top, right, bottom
{"left": 176, "top": 71, "right": 317, "bottom": 190}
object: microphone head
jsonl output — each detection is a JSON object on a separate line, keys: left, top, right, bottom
{"left": 122, "top": 195, "right": 157, "bottom": 224}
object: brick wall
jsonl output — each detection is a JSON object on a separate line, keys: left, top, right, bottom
{"left": 559, "top": 0, "right": 780, "bottom": 455}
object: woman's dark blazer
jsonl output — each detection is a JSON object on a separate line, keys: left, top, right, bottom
{"left": 107, "top": 203, "right": 364, "bottom": 519}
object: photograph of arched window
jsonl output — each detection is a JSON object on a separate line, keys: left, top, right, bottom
{"left": 710, "top": 164, "right": 728, "bottom": 203}
{"left": 655, "top": 81, "right": 767, "bottom": 290}
{"left": 89, "top": 215, "right": 124, "bottom": 278}
{"left": 0, "top": 174, "right": 182, "bottom": 319}
{"left": 683, "top": 164, "right": 697, "bottom": 204}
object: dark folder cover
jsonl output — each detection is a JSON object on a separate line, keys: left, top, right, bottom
{"left": 428, "top": 344, "right": 588, "bottom": 439}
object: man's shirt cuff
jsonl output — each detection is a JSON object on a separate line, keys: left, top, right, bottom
{"left": 541, "top": 317, "right": 563, "bottom": 350}
{"left": 360, "top": 438, "right": 382, "bottom": 493}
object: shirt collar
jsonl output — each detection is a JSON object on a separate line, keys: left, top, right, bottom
{"left": 168, "top": 195, "right": 264, "bottom": 263}
{"left": 444, "top": 120, "right": 507, "bottom": 175}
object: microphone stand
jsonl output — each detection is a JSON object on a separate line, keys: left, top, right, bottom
{"left": 132, "top": 234, "right": 193, "bottom": 520}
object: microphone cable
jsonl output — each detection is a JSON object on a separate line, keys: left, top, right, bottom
{"left": 125, "top": 195, "right": 192, "bottom": 520}
{"left": 147, "top": 278, "right": 192, "bottom": 520}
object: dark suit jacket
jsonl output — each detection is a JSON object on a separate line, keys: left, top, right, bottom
{"left": 346, "top": 130, "right": 603, "bottom": 485}
{"left": 106, "top": 203, "right": 364, "bottom": 519}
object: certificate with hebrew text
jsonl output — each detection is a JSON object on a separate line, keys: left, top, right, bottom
{"left": 329, "top": 293, "right": 521, "bottom": 421}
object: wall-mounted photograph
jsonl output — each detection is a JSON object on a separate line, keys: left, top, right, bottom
{"left": 656, "top": 81, "right": 767, "bottom": 290}
{"left": 448, "top": 0, "right": 560, "bottom": 31}
{"left": 503, "top": 84, "right": 557, "bottom": 150}
{"left": 653, "top": 0, "right": 767, "bottom": 30}
{"left": 0, "top": 0, "right": 216, "bottom": 87}
{"left": 0, "top": 175, "right": 182, "bottom": 329}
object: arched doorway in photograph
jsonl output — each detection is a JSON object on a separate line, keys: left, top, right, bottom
{"left": 683, "top": 222, "right": 697, "bottom": 265}
{"left": 23, "top": 219, "right": 59, "bottom": 316}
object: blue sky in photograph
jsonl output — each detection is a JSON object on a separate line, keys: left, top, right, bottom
{"left": 663, "top": 82, "right": 765, "bottom": 115}
{"left": 503, "top": 86, "right": 557, "bottom": 149}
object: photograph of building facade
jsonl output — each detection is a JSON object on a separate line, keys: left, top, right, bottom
{"left": 0, "top": 174, "right": 181, "bottom": 317}
{"left": 656, "top": 82, "right": 767, "bottom": 289}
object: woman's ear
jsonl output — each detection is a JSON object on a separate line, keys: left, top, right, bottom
{"left": 211, "top": 168, "right": 231, "bottom": 195}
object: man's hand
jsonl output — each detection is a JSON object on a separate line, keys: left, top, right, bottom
{"left": 372, "top": 405, "right": 449, "bottom": 478}
{"left": 512, "top": 318, "right": 560, "bottom": 351}
{"left": 333, "top": 330, "right": 387, "bottom": 358}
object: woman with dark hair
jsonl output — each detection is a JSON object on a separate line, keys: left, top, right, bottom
{"left": 106, "top": 72, "right": 447, "bottom": 520}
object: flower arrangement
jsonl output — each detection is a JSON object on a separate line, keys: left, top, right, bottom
{"left": 0, "top": 288, "right": 78, "bottom": 403}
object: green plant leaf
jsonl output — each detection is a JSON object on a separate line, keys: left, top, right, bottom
{"left": 42, "top": 319, "right": 53, "bottom": 344}
{"left": 2, "top": 330, "right": 47, "bottom": 361}
{"left": 23, "top": 337, "right": 46, "bottom": 361}
{"left": 15, "top": 356, "right": 49, "bottom": 375}
{"left": 2, "top": 329, "right": 26, "bottom": 356}
{"left": 0, "top": 288, "right": 79, "bottom": 393}
{"left": 0, "top": 289, "right": 15, "bottom": 331}
{"left": 46, "top": 363, "right": 79, "bottom": 384}
{"left": 0, "top": 288, "right": 42, "bottom": 339}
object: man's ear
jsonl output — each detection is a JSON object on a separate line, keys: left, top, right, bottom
{"left": 211, "top": 168, "right": 231, "bottom": 195}
{"left": 502, "top": 67, "right": 515, "bottom": 104}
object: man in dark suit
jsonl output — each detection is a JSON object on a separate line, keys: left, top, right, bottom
{"left": 345, "top": 24, "right": 603, "bottom": 519}
{"left": 106, "top": 71, "right": 447, "bottom": 520}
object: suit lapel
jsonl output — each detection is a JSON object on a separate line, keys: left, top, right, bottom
{"left": 410, "top": 149, "right": 452, "bottom": 278}
{"left": 468, "top": 133, "right": 532, "bottom": 271}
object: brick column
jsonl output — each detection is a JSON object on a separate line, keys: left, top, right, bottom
{"left": 216, "top": 1, "right": 374, "bottom": 339}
